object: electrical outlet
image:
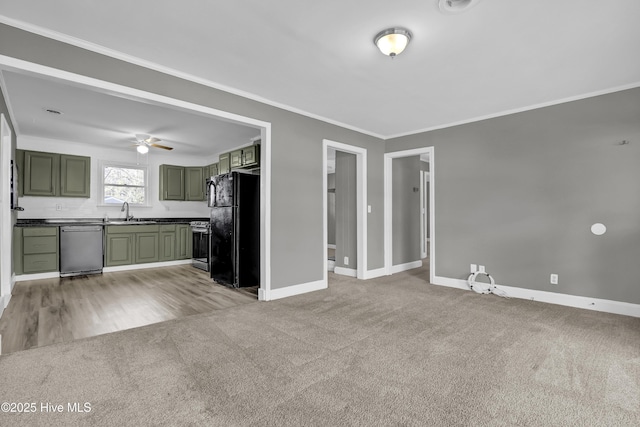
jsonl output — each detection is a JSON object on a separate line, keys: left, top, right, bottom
{"left": 344, "top": 256, "right": 349, "bottom": 265}
{"left": 478, "top": 265, "right": 486, "bottom": 273}
{"left": 55, "top": 204, "right": 62, "bottom": 211}
{"left": 550, "top": 274, "right": 558, "bottom": 285}
{"left": 367, "top": 205, "right": 372, "bottom": 213}
{"left": 470, "top": 264, "right": 477, "bottom": 273}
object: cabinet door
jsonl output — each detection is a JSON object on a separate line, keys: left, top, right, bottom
{"left": 24, "top": 151, "right": 59, "bottom": 196}
{"left": 60, "top": 154, "right": 91, "bottom": 197}
{"left": 242, "top": 145, "right": 259, "bottom": 167}
{"left": 185, "top": 167, "right": 205, "bottom": 201}
{"left": 135, "top": 233, "right": 159, "bottom": 264}
{"left": 229, "top": 149, "right": 243, "bottom": 169}
{"left": 176, "top": 224, "right": 192, "bottom": 259}
{"left": 105, "top": 233, "right": 133, "bottom": 266}
{"left": 159, "top": 225, "right": 177, "bottom": 261}
{"left": 160, "top": 165, "right": 185, "bottom": 200}
{"left": 218, "top": 153, "right": 230, "bottom": 174}
{"left": 208, "top": 163, "right": 219, "bottom": 177}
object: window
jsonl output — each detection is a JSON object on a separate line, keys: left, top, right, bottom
{"left": 100, "top": 162, "right": 148, "bottom": 205}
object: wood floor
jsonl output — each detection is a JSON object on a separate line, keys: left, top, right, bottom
{"left": 0, "top": 265, "right": 258, "bottom": 355}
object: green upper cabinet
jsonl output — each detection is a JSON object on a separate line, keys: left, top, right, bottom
{"left": 228, "top": 144, "right": 260, "bottom": 171}
{"left": 185, "top": 167, "right": 205, "bottom": 201}
{"left": 21, "top": 150, "right": 90, "bottom": 198}
{"left": 218, "top": 153, "right": 230, "bottom": 174}
{"left": 206, "top": 163, "right": 219, "bottom": 178}
{"left": 159, "top": 164, "right": 185, "bottom": 200}
{"left": 23, "top": 151, "right": 59, "bottom": 196}
{"left": 60, "top": 154, "right": 91, "bottom": 197}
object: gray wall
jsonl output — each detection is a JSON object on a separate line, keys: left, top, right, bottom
{"left": 387, "top": 88, "right": 640, "bottom": 304}
{"left": 327, "top": 173, "right": 335, "bottom": 246}
{"left": 392, "top": 156, "right": 421, "bottom": 265}
{"left": 335, "top": 152, "right": 357, "bottom": 269}
{"left": 0, "top": 23, "right": 386, "bottom": 290}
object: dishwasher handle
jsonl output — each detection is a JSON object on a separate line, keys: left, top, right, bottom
{"left": 61, "top": 226, "right": 103, "bottom": 232}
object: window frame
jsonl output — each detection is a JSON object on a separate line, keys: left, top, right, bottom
{"left": 98, "top": 160, "right": 149, "bottom": 207}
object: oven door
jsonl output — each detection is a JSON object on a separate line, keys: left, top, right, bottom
{"left": 191, "top": 227, "right": 210, "bottom": 271}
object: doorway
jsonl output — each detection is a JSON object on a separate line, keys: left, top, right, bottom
{"left": 384, "top": 147, "right": 435, "bottom": 283}
{"left": 0, "top": 57, "right": 272, "bottom": 301}
{"left": 323, "top": 139, "right": 367, "bottom": 283}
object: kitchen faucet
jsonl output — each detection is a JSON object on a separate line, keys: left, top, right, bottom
{"left": 121, "top": 201, "right": 133, "bottom": 221}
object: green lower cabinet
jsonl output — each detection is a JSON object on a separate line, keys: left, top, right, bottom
{"left": 159, "top": 225, "right": 177, "bottom": 261}
{"left": 104, "top": 224, "right": 193, "bottom": 266}
{"left": 135, "top": 233, "right": 159, "bottom": 264}
{"left": 15, "top": 227, "right": 59, "bottom": 274}
{"left": 105, "top": 233, "right": 133, "bottom": 266}
{"left": 176, "top": 224, "right": 192, "bottom": 259}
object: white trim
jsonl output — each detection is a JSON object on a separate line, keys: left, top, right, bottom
{"left": 0, "top": 54, "right": 272, "bottom": 307}
{"left": 327, "top": 259, "right": 335, "bottom": 272}
{"left": 363, "top": 267, "right": 387, "bottom": 280}
{"left": 103, "top": 259, "right": 191, "bottom": 273}
{"left": 334, "top": 267, "right": 357, "bottom": 277}
{"left": 431, "top": 276, "right": 640, "bottom": 318}
{"left": 389, "top": 260, "right": 423, "bottom": 275}
{"left": 0, "top": 15, "right": 384, "bottom": 140}
{"left": 0, "top": 114, "right": 12, "bottom": 307}
{"left": 259, "top": 279, "right": 327, "bottom": 301}
{"left": 327, "top": 244, "right": 336, "bottom": 249}
{"left": 14, "top": 271, "right": 59, "bottom": 282}
{"left": 385, "top": 81, "right": 640, "bottom": 140}
{"left": 384, "top": 147, "right": 435, "bottom": 284}
{"left": 322, "top": 139, "right": 367, "bottom": 285}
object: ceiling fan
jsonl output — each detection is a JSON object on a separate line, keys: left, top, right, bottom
{"left": 134, "top": 133, "right": 174, "bottom": 153}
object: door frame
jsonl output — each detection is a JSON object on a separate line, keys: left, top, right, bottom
{"left": 384, "top": 147, "right": 435, "bottom": 283}
{"left": 322, "top": 139, "right": 367, "bottom": 282}
{"left": 0, "top": 114, "right": 12, "bottom": 314}
{"left": 0, "top": 56, "right": 273, "bottom": 300}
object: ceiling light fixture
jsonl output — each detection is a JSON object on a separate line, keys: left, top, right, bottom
{"left": 374, "top": 28, "right": 412, "bottom": 58}
{"left": 136, "top": 144, "right": 149, "bottom": 154}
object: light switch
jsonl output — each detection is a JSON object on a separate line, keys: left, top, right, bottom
{"left": 367, "top": 205, "right": 372, "bottom": 213}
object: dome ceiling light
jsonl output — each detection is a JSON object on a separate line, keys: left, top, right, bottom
{"left": 373, "top": 28, "right": 412, "bottom": 58}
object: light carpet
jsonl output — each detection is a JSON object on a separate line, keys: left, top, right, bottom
{"left": 1, "top": 267, "right": 639, "bottom": 426}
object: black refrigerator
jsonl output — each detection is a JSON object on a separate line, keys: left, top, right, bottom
{"left": 208, "top": 171, "right": 260, "bottom": 288}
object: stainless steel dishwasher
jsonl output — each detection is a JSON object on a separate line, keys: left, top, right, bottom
{"left": 60, "top": 225, "right": 104, "bottom": 277}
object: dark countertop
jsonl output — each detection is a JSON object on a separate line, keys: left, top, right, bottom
{"left": 15, "top": 218, "right": 208, "bottom": 227}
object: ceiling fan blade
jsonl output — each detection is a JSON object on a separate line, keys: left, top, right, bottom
{"left": 149, "top": 143, "right": 173, "bottom": 151}
{"left": 145, "top": 137, "right": 162, "bottom": 143}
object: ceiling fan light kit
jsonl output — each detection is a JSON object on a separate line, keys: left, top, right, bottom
{"left": 374, "top": 27, "right": 412, "bottom": 58}
{"left": 133, "top": 133, "right": 174, "bottom": 151}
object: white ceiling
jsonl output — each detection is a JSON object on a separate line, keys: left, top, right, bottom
{"left": 0, "top": 71, "right": 261, "bottom": 156}
{"left": 0, "top": 0, "right": 639, "bottom": 140}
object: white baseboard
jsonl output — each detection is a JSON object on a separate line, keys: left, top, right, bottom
{"left": 259, "top": 279, "right": 327, "bottom": 301}
{"left": 432, "top": 276, "right": 640, "bottom": 318}
{"left": 14, "top": 271, "right": 59, "bottom": 282}
{"left": 390, "top": 260, "right": 423, "bottom": 275}
{"left": 103, "top": 259, "right": 192, "bottom": 273}
{"left": 334, "top": 267, "right": 357, "bottom": 277}
{"left": 14, "top": 260, "right": 193, "bottom": 281}
{"left": 363, "top": 267, "right": 387, "bottom": 280}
